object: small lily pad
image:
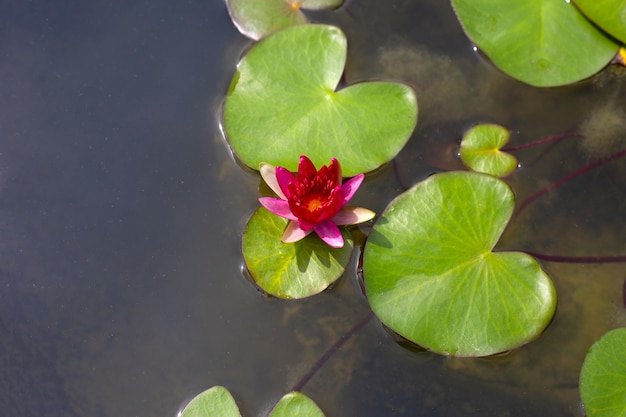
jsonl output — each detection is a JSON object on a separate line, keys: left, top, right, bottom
{"left": 451, "top": 0, "right": 619, "bottom": 86}
{"left": 243, "top": 207, "right": 353, "bottom": 299}
{"left": 180, "top": 387, "right": 326, "bottom": 417}
{"left": 223, "top": 24, "right": 418, "bottom": 176}
{"left": 180, "top": 386, "right": 241, "bottom": 417}
{"left": 226, "top": 0, "right": 344, "bottom": 40}
{"left": 270, "top": 392, "right": 326, "bottom": 417}
{"left": 574, "top": 0, "right": 626, "bottom": 44}
{"left": 363, "top": 171, "right": 556, "bottom": 357}
{"left": 459, "top": 124, "right": 518, "bottom": 177}
{"left": 580, "top": 328, "right": 626, "bottom": 417}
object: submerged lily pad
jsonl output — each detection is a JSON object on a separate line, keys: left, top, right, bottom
{"left": 580, "top": 328, "right": 626, "bottom": 417}
{"left": 460, "top": 124, "right": 518, "bottom": 177}
{"left": 270, "top": 392, "right": 326, "bottom": 417}
{"left": 226, "top": 0, "right": 343, "bottom": 40}
{"left": 243, "top": 207, "right": 353, "bottom": 299}
{"left": 363, "top": 171, "right": 556, "bottom": 357}
{"left": 451, "top": 0, "right": 619, "bottom": 86}
{"left": 223, "top": 24, "right": 418, "bottom": 176}
{"left": 180, "top": 386, "right": 241, "bottom": 417}
{"left": 574, "top": 0, "right": 626, "bottom": 44}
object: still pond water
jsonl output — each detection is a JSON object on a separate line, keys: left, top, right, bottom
{"left": 0, "top": 0, "right": 625, "bottom": 416}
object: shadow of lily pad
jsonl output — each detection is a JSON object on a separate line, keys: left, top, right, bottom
{"left": 363, "top": 171, "right": 556, "bottom": 356}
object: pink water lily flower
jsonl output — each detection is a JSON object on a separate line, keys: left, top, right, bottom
{"left": 258, "top": 155, "right": 376, "bottom": 248}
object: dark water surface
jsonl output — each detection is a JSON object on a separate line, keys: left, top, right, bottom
{"left": 1, "top": 1, "right": 625, "bottom": 416}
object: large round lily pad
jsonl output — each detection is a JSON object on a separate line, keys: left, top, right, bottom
{"left": 363, "top": 171, "right": 556, "bottom": 356}
{"left": 580, "top": 328, "right": 626, "bottom": 417}
{"left": 450, "top": 0, "right": 619, "bottom": 86}
{"left": 574, "top": 0, "right": 626, "bottom": 44}
{"left": 243, "top": 207, "right": 353, "bottom": 299}
{"left": 459, "top": 124, "right": 518, "bottom": 177}
{"left": 226, "top": 0, "right": 343, "bottom": 40}
{"left": 223, "top": 24, "right": 418, "bottom": 176}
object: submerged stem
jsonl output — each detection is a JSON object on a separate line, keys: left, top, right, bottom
{"left": 516, "top": 148, "right": 626, "bottom": 216}
{"left": 501, "top": 132, "right": 583, "bottom": 153}
{"left": 263, "top": 312, "right": 374, "bottom": 417}
{"left": 291, "top": 312, "right": 374, "bottom": 392}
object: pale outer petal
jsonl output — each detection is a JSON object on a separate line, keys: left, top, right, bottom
{"left": 282, "top": 221, "right": 312, "bottom": 243}
{"left": 259, "top": 163, "right": 287, "bottom": 200}
{"left": 340, "top": 174, "right": 364, "bottom": 205}
{"left": 332, "top": 206, "right": 376, "bottom": 225}
{"left": 258, "top": 197, "right": 298, "bottom": 221}
{"left": 314, "top": 220, "right": 344, "bottom": 248}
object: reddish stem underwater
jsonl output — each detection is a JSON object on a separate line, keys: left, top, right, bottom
{"left": 501, "top": 132, "right": 583, "bottom": 153}
{"left": 515, "top": 148, "right": 626, "bottom": 216}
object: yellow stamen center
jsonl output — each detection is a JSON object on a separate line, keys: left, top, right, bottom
{"left": 306, "top": 198, "right": 323, "bottom": 211}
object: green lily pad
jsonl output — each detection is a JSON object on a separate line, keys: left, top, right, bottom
{"left": 243, "top": 207, "right": 353, "bottom": 299}
{"left": 225, "top": 0, "right": 343, "bottom": 40}
{"left": 269, "top": 392, "right": 326, "bottom": 417}
{"left": 459, "top": 124, "right": 518, "bottom": 177}
{"left": 180, "top": 386, "right": 241, "bottom": 417}
{"left": 363, "top": 171, "right": 556, "bottom": 357}
{"left": 574, "top": 0, "right": 626, "bottom": 44}
{"left": 180, "top": 387, "right": 326, "bottom": 417}
{"left": 223, "top": 24, "right": 418, "bottom": 176}
{"left": 450, "top": 0, "right": 619, "bottom": 86}
{"left": 580, "top": 328, "right": 626, "bottom": 417}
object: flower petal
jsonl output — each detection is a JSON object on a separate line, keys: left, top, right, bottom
{"left": 314, "top": 220, "right": 344, "bottom": 248}
{"left": 333, "top": 206, "right": 376, "bottom": 225}
{"left": 340, "top": 174, "right": 365, "bottom": 204}
{"left": 275, "top": 166, "right": 294, "bottom": 199}
{"left": 282, "top": 221, "right": 312, "bottom": 243}
{"left": 298, "top": 155, "right": 317, "bottom": 178}
{"left": 258, "top": 197, "right": 298, "bottom": 221}
{"left": 297, "top": 218, "right": 316, "bottom": 232}
{"left": 329, "top": 157, "right": 341, "bottom": 184}
{"left": 260, "top": 163, "right": 287, "bottom": 199}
